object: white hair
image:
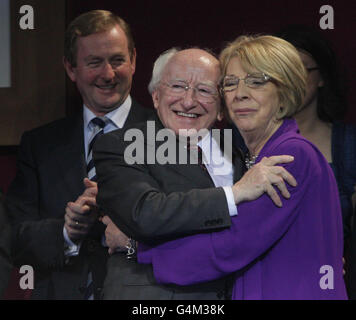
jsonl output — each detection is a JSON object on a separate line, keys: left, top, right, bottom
{"left": 147, "top": 48, "right": 180, "bottom": 94}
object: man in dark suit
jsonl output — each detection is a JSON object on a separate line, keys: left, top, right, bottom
{"left": 5, "top": 10, "right": 152, "bottom": 300}
{"left": 93, "top": 48, "right": 296, "bottom": 299}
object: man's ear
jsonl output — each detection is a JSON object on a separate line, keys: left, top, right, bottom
{"left": 151, "top": 90, "right": 160, "bottom": 110}
{"left": 318, "top": 76, "right": 324, "bottom": 88}
{"left": 63, "top": 57, "right": 76, "bottom": 82}
{"left": 130, "top": 48, "right": 137, "bottom": 76}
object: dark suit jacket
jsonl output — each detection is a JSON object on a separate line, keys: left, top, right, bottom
{"left": 0, "top": 192, "right": 12, "bottom": 298}
{"left": 5, "top": 100, "right": 152, "bottom": 299}
{"left": 93, "top": 113, "right": 245, "bottom": 299}
{"left": 346, "top": 204, "right": 356, "bottom": 299}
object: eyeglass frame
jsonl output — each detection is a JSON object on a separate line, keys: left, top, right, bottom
{"left": 220, "top": 73, "right": 272, "bottom": 93}
{"left": 160, "top": 79, "right": 219, "bottom": 103}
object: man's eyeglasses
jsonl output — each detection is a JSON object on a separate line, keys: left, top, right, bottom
{"left": 161, "top": 80, "right": 219, "bottom": 103}
{"left": 221, "top": 73, "right": 271, "bottom": 92}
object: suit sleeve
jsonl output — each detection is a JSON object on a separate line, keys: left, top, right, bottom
{"left": 5, "top": 132, "right": 65, "bottom": 270}
{"left": 137, "top": 140, "right": 319, "bottom": 285}
{"left": 93, "top": 131, "right": 232, "bottom": 245}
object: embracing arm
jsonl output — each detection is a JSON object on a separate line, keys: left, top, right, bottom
{"left": 93, "top": 131, "right": 232, "bottom": 245}
{"left": 137, "top": 141, "right": 313, "bottom": 285}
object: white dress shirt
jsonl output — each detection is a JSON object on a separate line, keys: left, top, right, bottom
{"left": 198, "top": 130, "right": 238, "bottom": 217}
{"left": 64, "top": 96, "right": 132, "bottom": 256}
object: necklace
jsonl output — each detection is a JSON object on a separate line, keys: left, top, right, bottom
{"left": 245, "top": 152, "right": 258, "bottom": 170}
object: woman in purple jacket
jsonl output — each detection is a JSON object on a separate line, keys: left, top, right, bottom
{"left": 138, "top": 35, "right": 347, "bottom": 299}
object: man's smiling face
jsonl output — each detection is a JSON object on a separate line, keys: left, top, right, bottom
{"left": 64, "top": 24, "right": 136, "bottom": 116}
{"left": 152, "top": 49, "right": 222, "bottom": 136}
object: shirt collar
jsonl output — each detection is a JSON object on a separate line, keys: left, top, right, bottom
{"left": 83, "top": 95, "right": 132, "bottom": 130}
{"left": 198, "top": 129, "right": 233, "bottom": 175}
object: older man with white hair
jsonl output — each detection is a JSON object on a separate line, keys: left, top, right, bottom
{"left": 93, "top": 47, "right": 296, "bottom": 299}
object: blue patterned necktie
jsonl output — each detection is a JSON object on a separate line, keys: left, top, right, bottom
{"left": 87, "top": 117, "right": 108, "bottom": 181}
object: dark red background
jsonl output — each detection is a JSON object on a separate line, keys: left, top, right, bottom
{"left": 67, "top": 0, "right": 356, "bottom": 122}
{"left": 1, "top": 0, "right": 355, "bottom": 299}
{"left": 2, "top": 0, "right": 355, "bottom": 194}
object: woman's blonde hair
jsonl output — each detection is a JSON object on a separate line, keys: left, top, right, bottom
{"left": 220, "top": 35, "right": 306, "bottom": 119}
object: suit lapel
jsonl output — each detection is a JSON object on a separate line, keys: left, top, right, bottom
{"left": 169, "top": 128, "right": 245, "bottom": 186}
{"left": 169, "top": 162, "right": 215, "bottom": 188}
{"left": 123, "top": 99, "right": 152, "bottom": 129}
{"left": 139, "top": 113, "right": 245, "bottom": 187}
{"left": 148, "top": 116, "right": 216, "bottom": 188}
{"left": 54, "top": 113, "right": 87, "bottom": 197}
{"left": 52, "top": 101, "right": 151, "bottom": 199}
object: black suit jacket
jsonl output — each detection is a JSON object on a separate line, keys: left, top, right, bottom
{"left": 93, "top": 113, "right": 245, "bottom": 299}
{"left": 5, "top": 100, "right": 152, "bottom": 299}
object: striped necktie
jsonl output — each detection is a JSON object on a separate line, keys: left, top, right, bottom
{"left": 84, "top": 116, "right": 108, "bottom": 300}
{"left": 87, "top": 117, "right": 108, "bottom": 181}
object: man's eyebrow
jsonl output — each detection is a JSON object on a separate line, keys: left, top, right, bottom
{"left": 199, "top": 80, "right": 217, "bottom": 86}
{"left": 84, "top": 55, "right": 102, "bottom": 62}
{"left": 110, "top": 53, "right": 125, "bottom": 58}
{"left": 169, "top": 78, "right": 217, "bottom": 85}
{"left": 169, "top": 78, "right": 187, "bottom": 82}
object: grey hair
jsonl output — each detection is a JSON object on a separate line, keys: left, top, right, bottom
{"left": 147, "top": 47, "right": 180, "bottom": 94}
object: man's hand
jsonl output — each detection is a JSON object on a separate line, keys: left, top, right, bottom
{"left": 232, "top": 155, "right": 297, "bottom": 207}
{"left": 64, "top": 178, "right": 99, "bottom": 242}
{"left": 102, "top": 215, "right": 129, "bottom": 255}
{"left": 82, "top": 178, "right": 98, "bottom": 200}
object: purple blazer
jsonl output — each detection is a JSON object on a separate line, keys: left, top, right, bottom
{"left": 138, "top": 119, "right": 347, "bottom": 300}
